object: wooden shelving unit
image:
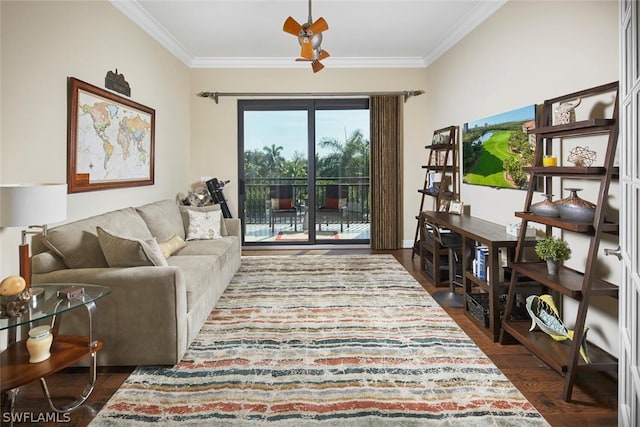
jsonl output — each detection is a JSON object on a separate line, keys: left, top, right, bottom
{"left": 412, "top": 126, "right": 459, "bottom": 286}
{"left": 500, "top": 81, "right": 620, "bottom": 402}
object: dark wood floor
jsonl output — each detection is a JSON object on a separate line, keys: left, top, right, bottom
{"left": 1, "top": 249, "right": 617, "bottom": 426}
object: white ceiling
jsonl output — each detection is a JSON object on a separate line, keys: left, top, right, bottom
{"left": 110, "top": 0, "right": 507, "bottom": 69}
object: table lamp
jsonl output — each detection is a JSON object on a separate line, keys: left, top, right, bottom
{"left": 0, "top": 183, "right": 67, "bottom": 289}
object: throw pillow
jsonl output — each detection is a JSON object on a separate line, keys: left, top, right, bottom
{"left": 179, "top": 204, "right": 228, "bottom": 236}
{"left": 158, "top": 234, "right": 187, "bottom": 258}
{"left": 43, "top": 207, "right": 154, "bottom": 269}
{"left": 324, "top": 198, "right": 340, "bottom": 209}
{"left": 271, "top": 198, "right": 293, "bottom": 210}
{"left": 96, "top": 227, "right": 168, "bottom": 267}
{"left": 185, "top": 209, "right": 223, "bottom": 240}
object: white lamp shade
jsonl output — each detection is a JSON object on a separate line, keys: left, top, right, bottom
{"left": 0, "top": 183, "right": 67, "bottom": 227}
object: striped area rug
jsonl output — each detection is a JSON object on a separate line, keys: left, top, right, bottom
{"left": 90, "top": 254, "right": 549, "bottom": 426}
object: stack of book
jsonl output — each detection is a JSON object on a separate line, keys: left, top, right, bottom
{"left": 473, "top": 245, "right": 489, "bottom": 280}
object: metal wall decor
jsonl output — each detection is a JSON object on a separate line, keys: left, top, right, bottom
{"left": 105, "top": 69, "right": 131, "bottom": 97}
{"left": 567, "top": 145, "right": 597, "bottom": 167}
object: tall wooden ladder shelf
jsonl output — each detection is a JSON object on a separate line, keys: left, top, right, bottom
{"left": 500, "top": 82, "right": 619, "bottom": 402}
{"left": 412, "top": 126, "right": 459, "bottom": 286}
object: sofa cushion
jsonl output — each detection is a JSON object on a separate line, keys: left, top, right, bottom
{"left": 97, "top": 226, "right": 168, "bottom": 267}
{"left": 185, "top": 209, "right": 223, "bottom": 240}
{"left": 158, "top": 234, "right": 187, "bottom": 258}
{"left": 180, "top": 204, "right": 228, "bottom": 236}
{"left": 166, "top": 255, "right": 217, "bottom": 312}
{"left": 175, "top": 237, "right": 239, "bottom": 268}
{"left": 43, "top": 207, "right": 154, "bottom": 268}
{"left": 136, "top": 199, "right": 185, "bottom": 241}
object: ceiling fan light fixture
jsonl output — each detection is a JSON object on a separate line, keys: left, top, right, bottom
{"left": 311, "top": 61, "right": 324, "bottom": 73}
{"left": 300, "top": 39, "right": 314, "bottom": 59}
{"left": 283, "top": 0, "right": 328, "bottom": 72}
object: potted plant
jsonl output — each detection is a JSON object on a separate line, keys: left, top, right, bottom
{"left": 535, "top": 236, "right": 571, "bottom": 275}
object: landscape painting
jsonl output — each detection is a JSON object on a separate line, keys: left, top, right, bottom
{"left": 462, "top": 105, "right": 536, "bottom": 190}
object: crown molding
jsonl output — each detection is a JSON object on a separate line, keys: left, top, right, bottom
{"left": 422, "top": 0, "right": 507, "bottom": 67}
{"left": 190, "top": 57, "right": 428, "bottom": 69}
{"left": 109, "top": 0, "right": 194, "bottom": 66}
{"left": 111, "top": 0, "right": 506, "bottom": 70}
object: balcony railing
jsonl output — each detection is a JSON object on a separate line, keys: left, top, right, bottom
{"left": 243, "top": 177, "right": 370, "bottom": 225}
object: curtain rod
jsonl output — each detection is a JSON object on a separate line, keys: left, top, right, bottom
{"left": 197, "top": 90, "right": 424, "bottom": 104}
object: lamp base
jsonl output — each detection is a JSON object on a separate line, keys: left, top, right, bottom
{"left": 30, "top": 287, "right": 45, "bottom": 307}
{"left": 19, "top": 243, "right": 31, "bottom": 289}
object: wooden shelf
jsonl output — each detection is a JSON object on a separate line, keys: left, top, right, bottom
{"left": 524, "top": 166, "right": 619, "bottom": 179}
{"left": 502, "top": 321, "right": 618, "bottom": 374}
{"left": 523, "top": 166, "right": 607, "bottom": 176}
{"left": 1, "top": 335, "right": 103, "bottom": 393}
{"left": 418, "top": 189, "right": 438, "bottom": 197}
{"left": 502, "top": 81, "right": 620, "bottom": 402}
{"left": 424, "top": 143, "right": 452, "bottom": 151}
{"left": 514, "top": 211, "right": 619, "bottom": 233}
{"left": 419, "top": 238, "right": 450, "bottom": 287}
{"left": 530, "top": 118, "right": 615, "bottom": 138}
{"left": 508, "top": 262, "right": 619, "bottom": 299}
{"left": 421, "top": 165, "right": 455, "bottom": 172}
{"left": 412, "top": 125, "right": 459, "bottom": 261}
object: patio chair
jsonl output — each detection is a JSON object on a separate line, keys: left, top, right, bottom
{"left": 318, "top": 185, "right": 349, "bottom": 232}
{"left": 269, "top": 185, "right": 298, "bottom": 232}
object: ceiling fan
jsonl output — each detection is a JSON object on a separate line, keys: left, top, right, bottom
{"left": 283, "top": 0, "right": 329, "bottom": 72}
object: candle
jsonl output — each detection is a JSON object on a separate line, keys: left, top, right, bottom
{"left": 543, "top": 156, "right": 557, "bottom": 166}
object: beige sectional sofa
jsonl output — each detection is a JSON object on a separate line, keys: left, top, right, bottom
{"left": 29, "top": 199, "right": 241, "bottom": 366}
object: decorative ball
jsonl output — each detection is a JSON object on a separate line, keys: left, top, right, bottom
{"left": 0, "top": 275, "right": 26, "bottom": 296}
{"left": 567, "top": 145, "right": 597, "bottom": 167}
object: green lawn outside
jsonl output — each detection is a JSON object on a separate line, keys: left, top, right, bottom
{"left": 464, "top": 130, "right": 517, "bottom": 188}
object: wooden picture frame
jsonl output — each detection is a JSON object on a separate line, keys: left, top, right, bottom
{"left": 438, "top": 199, "right": 449, "bottom": 212}
{"left": 448, "top": 200, "right": 464, "bottom": 215}
{"left": 67, "top": 77, "right": 155, "bottom": 193}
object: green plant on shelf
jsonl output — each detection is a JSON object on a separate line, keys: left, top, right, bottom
{"left": 534, "top": 236, "right": 571, "bottom": 262}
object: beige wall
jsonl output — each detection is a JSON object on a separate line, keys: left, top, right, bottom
{"left": 424, "top": 0, "right": 619, "bottom": 354}
{"left": 0, "top": 1, "right": 191, "bottom": 277}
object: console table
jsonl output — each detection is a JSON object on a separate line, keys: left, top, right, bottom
{"left": 420, "top": 211, "right": 534, "bottom": 341}
{"left": 1, "top": 283, "right": 109, "bottom": 418}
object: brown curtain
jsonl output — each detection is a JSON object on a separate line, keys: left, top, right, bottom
{"left": 370, "top": 95, "right": 403, "bottom": 249}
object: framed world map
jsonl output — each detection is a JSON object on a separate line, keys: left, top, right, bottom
{"left": 67, "top": 77, "right": 155, "bottom": 193}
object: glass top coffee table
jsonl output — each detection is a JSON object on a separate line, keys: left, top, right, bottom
{"left": 1, "top": 283, "right": 110, "bottom": 416}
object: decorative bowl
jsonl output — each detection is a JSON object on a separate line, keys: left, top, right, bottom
{"left": 555, "top": 188, "right": 596, "bottom": 222}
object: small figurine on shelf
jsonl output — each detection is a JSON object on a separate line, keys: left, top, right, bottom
{"left": 567, "top": 145, "right": 597, "bottom": 167}
{"left": 552, "top": 98, "right": 581, "bottom": 125}
{"left": 181, "top": 187, "right": 212, "bottom": 207}
{"left": 525, "top": 294, "right": 591, "bottom": 364}
{"left": 0, "top": 275, "right": 31, "bottom": 318}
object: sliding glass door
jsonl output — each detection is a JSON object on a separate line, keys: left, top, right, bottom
{"left": 239, "top": 99, "right": 370, "bottom": 245}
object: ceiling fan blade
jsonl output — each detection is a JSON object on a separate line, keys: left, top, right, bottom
{"left": 283, "top": 16, "right": 302, "bottom": 36}
{"left": 300, "top": 40, "right": 314, "bottom": 59}
{"left": 312, "top": 61, "right": 325, "bottom": 73}
{"left": 307, "top": 17, "right": 328, "bottom": 35}
{"left": 318, "top": 49, "right": 329, "bottom": 60}
{"left": 295, "top": 58, "right": 310, "bottom": 62}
